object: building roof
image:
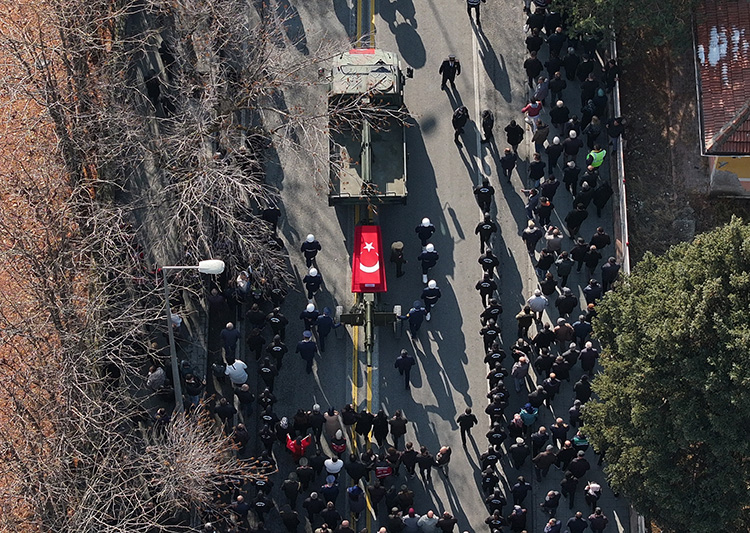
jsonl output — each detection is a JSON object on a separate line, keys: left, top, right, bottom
{"left": 695, "top": 0, "right": 750, "bottom": 155}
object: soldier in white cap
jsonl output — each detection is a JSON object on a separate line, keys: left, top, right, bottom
{"left": 299, "top": 303, "right": 320, "bottom": 331}
{"left": 303, "top": 267, "right": 323, "bottom": 300}
{"left": 300, "top": 233, "right": 321, "bottom": 267}
{"left": 414, "top": 217, "right": 435, "bottom": 248}
{"left": 417, "top": 244, "right": 439, "bottom": 284}
{"left": 421, "top": 280, "right": 442, "bottom": 321}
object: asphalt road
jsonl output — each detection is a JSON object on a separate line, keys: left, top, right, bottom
{"left": 253, "top": 1, "right": 631, "bottom": 532}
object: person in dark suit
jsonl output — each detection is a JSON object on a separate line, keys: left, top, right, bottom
{"left": 439, "top": 54, "right": 461, "bottom": 89}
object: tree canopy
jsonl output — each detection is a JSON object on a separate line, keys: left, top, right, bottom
{"left": 586, "top": 217, "right": 750, "bottom": 533}
{"left": 558, "top": 0, "right": 700, "bottom": 50}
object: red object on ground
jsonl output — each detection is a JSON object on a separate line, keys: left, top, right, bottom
{"left": 351, "top": 225, "right": 387, "bottom": 293}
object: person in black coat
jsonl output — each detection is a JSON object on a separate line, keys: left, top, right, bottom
{"left": 474, "top": 177, "right": 495, "bottom": 213}
{"left": 421, "top": 280, "right": 442, "bottom": 320}
{"left": 415, "top": 217, "right": 436, "bottom": 248}
{"left": 481, "top": 298, "right": 503, "bottom": 326}
{"left": 563, "top": 161, "right": 581, "bottom": 195}
{"left": 456, "top": 407, "right": 479, "bottom": 447}
{"left": 523, "top": 51, "right": 543, "bottom": 88}
{"left": 417, "top": 245, "right": 440, "bottom": 284}
{"left": 564, "top": 204, "right": 589, "bottom": 239}
{"left": 266, "top": 308, "right": 288, "bottom": 340}
{"left": 439, "top": 55, "right": 461, "bottom": 89}
{"left": 510, "top": 477, "right": 531, "bottom": 506}
{"left": 562, "top": 47, "right": 580, "bottom": 81}
{"left": 394, "top": 349, "right": 417, "bottom": 390}
{"left": 372, "top": 410, "right": 389, "bottom": 447}
{"left": 505, "top": 120, "right": 525, "bottom": 153}
{"left": 478, "top": 249, "right": 500, "bottom": 277}
{"left": 300, "top": 234, "right": 322, "bottom": 267}
{"left": 500, "top": 148, "right": 518, "bottom": 181}
{"left": 475, "top": 213, "right": 499, "bottom": 253}
{"left": 547, "top": 26, "right": 567, "bottom": 56}
{"left": 452, "top": 106, "right": 469, "bottom": 147}
{"left": 601, "top": 256, "right": 621, "bottom": 292}
{"left": 481, "top": 109, "right": 495, "bottom": 143}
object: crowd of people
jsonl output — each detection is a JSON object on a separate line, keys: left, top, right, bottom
{"left": 142, "top": 0, "right": 629, "bottom": 531}
{"left": 456, "top": 0, "right": 624, "bottom": 531}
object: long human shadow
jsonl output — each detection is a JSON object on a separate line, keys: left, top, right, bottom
{"left": 446, "top": 86, "right": 464, "bottom": 109}
{"left": 332, "top": 0, "right": 355, "bottom": 39}
{"left": 446, "top": 205, "right": 465, "bottom": 240}
{"left": 457, "top": 121, "right": 481, "bottom": 180}
{"left": 443, "top": 477, "right": 476, "bottom": 532}
{"left": 251, "top": 0, "right": 286, "bottom": 49}
{"left": 476, "top": 28, "right": 512, "bottom": 102}
{"left": 494, "top": 183, "right": 529, "bottom": 335}
{"left": 275, "top": 0, "right": 310, "bottom": 55}
{"left": 393, "top": 22, "right": 426, "bottom": 68}
{"left": 378, "top": 0, "right": 417, "bottom": 29}
{"left": 376, "top": 0, "right": 425, "bottom": 68}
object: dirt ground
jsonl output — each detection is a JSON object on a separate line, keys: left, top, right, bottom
{"left": 618, "top": 38, "right": 750, "bottom": 263}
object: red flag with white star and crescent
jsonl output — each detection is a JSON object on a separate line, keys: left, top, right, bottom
{"left": 351, "top": 225, "right": 387, "bottom": 293}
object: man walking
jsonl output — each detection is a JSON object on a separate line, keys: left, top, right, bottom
{"left": 467, "top": 0, "right": 487, "bottom": 26}
{"left": 417, "top": 244, "right": 439, "bottom": 284}
{"left": 301, "top": 234, "right": 322, "bottom": 268}
{"left": 415, "top": 217, "right": 436, "bottom": 248}
{"left": 601, "top": 256, "right": 621, "bottom": 292}
{"left": 421, "top": 280, "right": 442, "bottom": 321}
{"left": 475, "top": 213, "right": 498, "bottom": 253}
{"left": 588, "top": 507, "right": 609, "bottom": 533}
{"left": 394, "top": 349, "right": 417, "bottom": 390}
{"left": 295, "top": 330, "right": 318, "bottom": 375}
{"left": 400, "top": 301, "right": 427, "bottom": 336}
{"left": 522, "top": 220, "right": 544, "bottom": 257}
{"left": 456, "top": 407, "right": 478, "bottom": 447}
{"left": 476, "top": 272, "right": 498, "bottom": 307}
{"left": 220, "top": 322, "right": 241, "bottom": 362}
{"left": 500, "top": 148, "right": 518, "bottom": 181}
{"left": 439, "top": 54, "right": 461, "bottom": 89}
{"left": 474, "top": 177, "right": 495, "bottom": 213}
{"left": 452, "top": 106, "right": 469, "bottom": 147}
{"left": 527, "top": 289, "right": 549, "bottom": 321}
{"left": 478, "top": 248, "right": 500, "bottom": 278}
{"left": 564, "top": 203, "right": 589, "bottom": 239}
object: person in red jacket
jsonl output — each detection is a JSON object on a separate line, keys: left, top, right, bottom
{"left": 522, "top": 100, "right": 543, "bottom": 132}
{"left": 286, "top": 434, "right": 312, "bottom": 462}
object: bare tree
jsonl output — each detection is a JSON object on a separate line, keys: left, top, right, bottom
{"left": 0, "top": 0, "right": 412, "bottom": 529}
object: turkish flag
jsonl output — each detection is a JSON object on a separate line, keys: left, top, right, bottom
{"left": 352, "top": 225, "right": 387, "bottom": 293}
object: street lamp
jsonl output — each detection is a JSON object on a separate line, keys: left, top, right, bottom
{"left": 162, "top": 259, "right": 225, "bottom": 413}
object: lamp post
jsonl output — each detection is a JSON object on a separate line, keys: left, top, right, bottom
{"left": 162, "top": 259, "right": 225, "bottom": 413}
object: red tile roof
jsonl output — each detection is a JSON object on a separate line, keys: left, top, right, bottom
{"left": 695, "top": 0, "right": 750, "bottom": 155}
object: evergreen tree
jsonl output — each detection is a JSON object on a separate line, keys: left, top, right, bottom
{"left": 586, "top": 217, "right": 750, "bottom": 532}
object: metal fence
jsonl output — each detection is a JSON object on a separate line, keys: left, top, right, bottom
{"left": 610, "top": 36, "right": 631, "bottom": 275}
